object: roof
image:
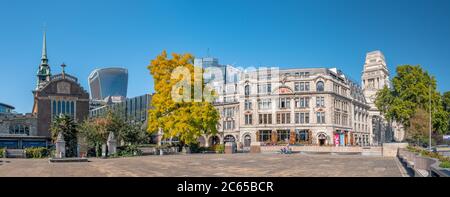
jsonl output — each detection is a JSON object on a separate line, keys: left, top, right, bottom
{"left": 0, "top": 102, "right": 15, "bottom": 109}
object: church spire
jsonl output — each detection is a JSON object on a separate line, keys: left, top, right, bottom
{"left": 41, "top": 30, "right": 47, "bottom": 64}
{"left": 36, "top": 28, "right": 51, "bottom": 90}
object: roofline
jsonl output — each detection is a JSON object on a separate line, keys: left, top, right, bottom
{"left": 0, "top": 102, "right": 15, "bottom": 109}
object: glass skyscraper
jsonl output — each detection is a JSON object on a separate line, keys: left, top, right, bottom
{"left": 88, "top": 67, "right": 128, "bottom": 101}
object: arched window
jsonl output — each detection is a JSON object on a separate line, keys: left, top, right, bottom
{"left": 57, "top": 101, "right": 62, "bottom": 115}
{"left": 71, "top": 101, "right": 75, "bottom": 117}
{"left": 224, "top": 135, "right": 236, "bottom": 142}
{"left": 316, "top": 81, "right": 324, "bottom": 92}
{"left": 244, "top": 85, "right": 250, "bottom": 96}
{"left": 52, "top": 101, "right": 57, "bottom": 116}
{"left": 62, "top": 101, "right": 66, "bottom": 114}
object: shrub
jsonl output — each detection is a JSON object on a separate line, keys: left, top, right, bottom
{"left": 213, "top": 144, "right": 225, "bottom": 154}
{"left": 117, "top": 145, "right": 143, "bottom": 157}
{"left": 407, "top": 145, "right": 450, "bottom": 164}
{"left": 0, "top": 148, "right": 4, "bottom": 158}
{"left": 24, "top": 147, "right": 49, "bottom": 159}
{"left": 439, "top": 161, "right": 450, "bottom": 169}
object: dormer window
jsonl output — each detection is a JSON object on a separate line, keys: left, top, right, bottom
{"left": 316, "top": 81, "right": 325, "bottom": 92}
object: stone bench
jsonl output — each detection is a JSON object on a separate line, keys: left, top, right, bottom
{"left": 49, "top": 158, "right": 89, "bottom": 163}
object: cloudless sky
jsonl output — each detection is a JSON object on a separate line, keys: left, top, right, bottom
{"left": 1, "top": 0, "right": 449, "bottom": 113}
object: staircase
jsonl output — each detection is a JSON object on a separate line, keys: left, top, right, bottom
{"left": 6, "top": 149, "right": 25, "bottom": 158}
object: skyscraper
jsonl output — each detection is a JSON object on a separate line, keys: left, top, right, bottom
{"left": 88, "top": 68, "right": 128, "bottom": 101}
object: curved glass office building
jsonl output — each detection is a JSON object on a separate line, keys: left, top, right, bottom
{"left": 88, "top": 67, "right": 128, "bottom": 101}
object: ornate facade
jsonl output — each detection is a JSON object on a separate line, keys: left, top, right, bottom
{"left": 205, "top": 66, "right": 372, "bottom": 149}
{"left": 361, "top": 50, "right": 404, "bottom": 144}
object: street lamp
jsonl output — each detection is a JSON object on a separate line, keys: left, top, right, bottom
{"left": 429, "top": 84, "right": 432, "bottom": 151}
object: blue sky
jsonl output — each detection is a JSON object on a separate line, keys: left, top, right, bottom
{"left": 1, "top": 0, "right": 449, "bottom": 113}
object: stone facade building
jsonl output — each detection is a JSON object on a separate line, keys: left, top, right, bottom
{"left": 361, "top": 50, "right": 404, "bottom": 144}
{"left": 0, "top": 107, "right": 42, "bottom": 148}
{"left": 201, "top": 51, "right": 405, "bottom": 149}
{"left": 202, "top": 68, "right": 371, "bottom": 149}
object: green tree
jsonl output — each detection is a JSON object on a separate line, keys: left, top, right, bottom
{"left": 443, "top": 91, "right": 450, "bottom": 133}
{"left": 78, "top": 117, "right": 107, "bottom": 157}
{"left": 50, "top": 114, "right": 78, "bottom": 157}
{"left": 79, "top": 110, "right": 125, "bottom": 156}
{"left": 147, "top": 51, "right": 220, "bottom": 145}
{"left": 119, "top": 122, "right": 149, "bottom": 145}
{"left": 408, "top": 108, "right": 430, "bottom": 145}
{"left": 443, "top": 92, "right": 450, "bottom": 112}
{"left": 375, "top": 65, "right": 449, "bottom": 137}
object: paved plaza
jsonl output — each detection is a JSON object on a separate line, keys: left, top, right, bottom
{"left": 0, "top": 153, "right": 405, "bottom": 177}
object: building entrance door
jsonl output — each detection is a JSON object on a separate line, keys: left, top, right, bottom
{"left": 318, "top": 133, "right": 327, "bottom": 146}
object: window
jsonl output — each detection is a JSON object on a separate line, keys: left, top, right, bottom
{"left": 299, "top": 97, "right": 309, "bottom": 108}
{"left": 259, "top": 130, "right": 272, "bottom": 142}
{"left": 294, "top": 82, "right": 310, "bottom": 92}
{"left": 277, "top": 130, "right": 290, "bottom": 142}
{"left": 278, "top": 98, "right": 291, "bottom": 109}
{"left": 334, "top": 112, "right": 341, "bottom": 125}
{"left": 258, "top": 113, "right": 272, "bottom": 124}
{"left": 276, "top": 113, "right": 291, "bottom": 124}
{"left": 257, "top": 83, "right": 272, "bottom": 94}
{"left": 297, "top": 130, "right": 309, "bottom": 141}
{"left": 294, "top": 112, "right": 310, "bottom": 124}
{"left": 244, "top": 100, "right": 252, "bottom": 110}
{"left": 316, "top": 97, "right": 325, "bottom": 107}
{"left": 294, "top": 97, "right": 310, "bottom": 108}
{"left": 223, "top": 107, "right": 234, "bottom": 118}
{"left": 317, "top": 112, "right": 325, "bottom": 124}
{"left": 343, "top": 114, "right": 348, "bottom": 126}
{"left": 316, "top": 81, "right": 325, "bottom": 92}
{"left": 223, "top": 120, "right": 234, "bottom": 130}
{"left": 245, "top": 114, "right": 252, "bottom": 125}
{"left": 52, "top": 100, "right": 76, "bottom": 119}
{"left": 258, "top": 99, "right": 272, "bottom": 110}
{"left": 244, "top": 85, "right": 250, "bottom": 96}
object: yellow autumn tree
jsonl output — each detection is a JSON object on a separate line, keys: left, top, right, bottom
{"left": 147, "top": 51, "right": 220, "bottom": 145}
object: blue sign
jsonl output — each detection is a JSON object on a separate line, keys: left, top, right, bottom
{"left": 22, "top": 141, "right": 47, "bottom": 148}
{"left": 0, "top": 140, "right": 19, "bottom": 149}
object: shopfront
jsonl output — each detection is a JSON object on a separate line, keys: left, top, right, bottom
{"left": 334, "top": 130, "right": 351, "bottom": 146}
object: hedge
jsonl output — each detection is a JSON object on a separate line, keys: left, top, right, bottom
{"left": 24, "top": 147, "right": 49, "bottom": 158}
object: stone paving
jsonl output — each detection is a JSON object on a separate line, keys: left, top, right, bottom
{"left": 0, "top": 153, "right": 404, "bottom": 177}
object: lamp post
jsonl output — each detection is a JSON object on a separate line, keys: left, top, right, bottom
{"left": 429, "top": 84, "right": 432, "bottom": 151}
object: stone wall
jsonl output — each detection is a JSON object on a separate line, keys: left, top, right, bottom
{"left": 382, "top": 143, "right": 408, "bottom": 157}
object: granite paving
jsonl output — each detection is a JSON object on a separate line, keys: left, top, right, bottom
{"left": 0, "top": 153, "right": 403, "bottom": 177}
